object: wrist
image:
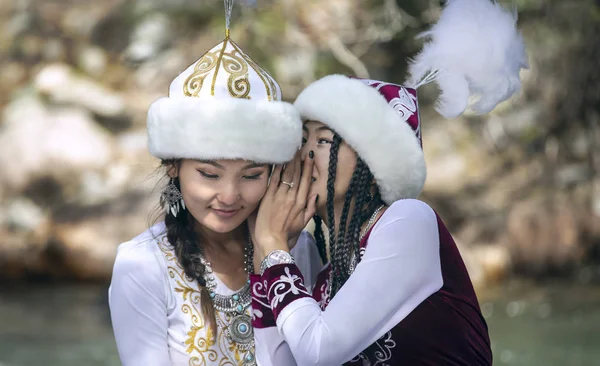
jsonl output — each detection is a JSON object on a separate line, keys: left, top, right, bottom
{"left": 260, "top": 249, "right": 295, "bottom": 275}
{"left": 258, "top": 236, "right": 289, "bottom": 255}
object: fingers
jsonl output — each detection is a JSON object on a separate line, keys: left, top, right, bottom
{"left": 290, "top": 152, "right": 302, "bottom": 194}
{"left": 280, "top": 159, "right": 296, "bottom": 189}
{"left": 277, "top": 153, "right": 299, "bottom": 201}
{"left": 267, "top": 165, "right": 283, "bottom": 195}
{"left": 295, "top": 150, "right": 314, "bottom": 205}
{"left": 303, "top": 194, "right": 318, "bottom": 226}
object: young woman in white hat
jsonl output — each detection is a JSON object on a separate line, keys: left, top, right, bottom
{"left": 250, "top": 0, "right": 529, "bottom": 364}
{"left": 107, "top": 4, "right": 317, "bottom": 364}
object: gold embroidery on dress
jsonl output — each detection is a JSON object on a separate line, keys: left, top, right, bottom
{"left": 157, "top": 235, "right": 250, "bottom": 365}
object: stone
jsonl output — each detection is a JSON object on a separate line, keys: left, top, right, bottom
{"left": 34, "top": 63, "right": 126, "bottom": 118}
{"left": 0, "top": 94, "right": 114, "bottom": 196}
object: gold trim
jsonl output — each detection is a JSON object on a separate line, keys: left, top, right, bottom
{"left": 211, "top": 38, "right": 229, "bottom": 96}
{"left": 183, "top": 50, "right": 219, "bottom": 97}
{"left": 157, "top": 236, "right": 253, "bottom": 365}
{"left": 222, "top": 49, "right": 250, "bottom": 99}
{"left": 229, "top": 40, "right": 275, "bottom": 102}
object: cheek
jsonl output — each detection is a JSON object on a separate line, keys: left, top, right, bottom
{"left": 240, "top": 181, "right": 268, "bottom": 206}
{"left": 333, "top": 148, "right": 357, "bottom": 197}
{"left": 178, "top": 174, "right": 215, "bottom": 211}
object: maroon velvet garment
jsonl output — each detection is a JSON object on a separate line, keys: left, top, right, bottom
{"left": 316, "top": 213, "right": 493, "bottom": 365}
{"left": 252, "top": 212, "right": 492, "bottom": 365}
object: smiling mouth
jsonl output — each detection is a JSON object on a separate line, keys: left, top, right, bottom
{"left": 212, "top": 208, "right": 240, "bottom": 218}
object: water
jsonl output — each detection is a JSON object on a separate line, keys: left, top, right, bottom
{"left": 0, "top": 281, "right": 599, "bottom": 366}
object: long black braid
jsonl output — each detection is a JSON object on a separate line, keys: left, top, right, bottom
{"left": 315, "top": 133, "right": 383, "bottom": 297}
{"left": 333, "top": 164, "right": 361, "bottom": 278}
{"left": 161, "top": 171, "right": 218, "bottom": 338}
{"left": 312, "top": 215, "right": 328, "bottom": 264}
{"left": 324, "top": 134, "right": 342, "bottom": 289}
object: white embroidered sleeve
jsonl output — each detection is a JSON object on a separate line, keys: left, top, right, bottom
{"left": 271, "top": 199, "right": 444, "bottom": 365}
{"left": 253, "top": 231, "right": 321, "bottom": 366}
{"left": 108, "top": 241, "right": 171, "bottom": 366}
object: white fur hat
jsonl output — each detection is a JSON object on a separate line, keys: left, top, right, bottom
{"left": 147, "top": 36, "right": 301, "bottom": 163}
{"left": 294, "top": 0, "right": 528, "bottom": 204}
{"left": 295, "top": 75, "right": 426, "bottom": 204}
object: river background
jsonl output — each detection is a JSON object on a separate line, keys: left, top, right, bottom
{"left": 1, "top": 0, "right": 599, "bottom": 364}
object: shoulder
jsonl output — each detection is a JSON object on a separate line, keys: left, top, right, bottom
{"left": 112, "top": 222, "right": 168, "bottom": 281}
{"left": 383, "top": 198, "right": 435, "bottom": 221}
{"left": 370, "top": 199, "right": 438, "bottom": 239}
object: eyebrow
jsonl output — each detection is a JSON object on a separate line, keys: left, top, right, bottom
{"left": 243, "top": 163, "right": 267, "bottom": 169}
{"left": 198, "top": 160, "right": 224, "bottom": 169}
{"left": 303, "top": 124, "right": 334, "bottom": 133}
{"left": 316, "top": 126, "right": 334, "bottom": 132}
{"left": 197, "top": 160, "right": 266, "bottom": 170}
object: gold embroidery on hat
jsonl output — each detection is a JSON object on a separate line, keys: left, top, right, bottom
{"left": 223, "top": 49, "right": 250, "bottom": 99}
{"left": 230, "top": 41, "right": 277, "bottom": 102}
{"left": 210, "top": 37, "right": 230, "bottom": 96}
{"left": 183, "top": 50, "right": 219, "bottom": 97}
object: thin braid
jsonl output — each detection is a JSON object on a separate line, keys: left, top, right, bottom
{"left": 326, "top": 134, "right": 342, "bottom": 286}
{"left": 345, "top": 159, "right": 375, "bottom": 264}
{"left": 312, "top": 215, "right": 328, "bottom": 265}
{"left": 331, "top": 158, "right": 382, "bottom": 297}
{"left": 333, "top": 166, "right": 360, "bottom": 280}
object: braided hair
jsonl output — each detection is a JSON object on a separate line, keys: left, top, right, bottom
{"left": 160, "top": 162, "right": 218, "bottom": 338}
{"left": 314, "top": 133, "right": 384, "bottom": 297}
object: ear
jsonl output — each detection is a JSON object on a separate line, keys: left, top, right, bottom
{"left": 165, "top": 160, "right": 179, "bottom": 178}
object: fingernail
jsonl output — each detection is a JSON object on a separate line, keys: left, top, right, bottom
{"left": 309, "top": 150, "right": 314, "bottom": 159}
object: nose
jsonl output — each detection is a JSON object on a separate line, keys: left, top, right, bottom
{"left": 300, "top": 139, "right": 315, "bottom": 160}
{"left": 217, "top": 182, "right": 241, "bottom": 206}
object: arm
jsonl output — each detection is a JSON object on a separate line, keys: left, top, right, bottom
{"left": 252, "top": 231, "right": 322, "bottom": 366}
{"left": 262, "top": 200, "right": 443, "bottom": 365}
{"left": 108, "top": 242, "right": 171, "bottom": 366}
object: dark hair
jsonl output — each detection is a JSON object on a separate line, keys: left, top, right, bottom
{"left": 313, "top": 133, "right": 383, "bottom": 297}
{"left": 158, "top": 160, "right": 218, "bottom": 339}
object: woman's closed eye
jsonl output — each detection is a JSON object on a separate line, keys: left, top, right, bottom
{"left": 243, "top": 173, "right": 263, "bottom": 180}
{"left": 198, "top": 170, "right": 219, "bottom": 179}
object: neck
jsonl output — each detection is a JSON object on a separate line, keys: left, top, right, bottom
{"left": 195, "top": 222, "right": 247, "bottom": 255}
{"left": 317, "top": 200, "right": 384, "bottom": 240}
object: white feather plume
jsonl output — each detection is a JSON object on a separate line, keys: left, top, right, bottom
{"left": 406, "top": 0, "right": 529, "bottom": 118}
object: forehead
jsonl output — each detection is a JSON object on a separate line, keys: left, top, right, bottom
{"left": 303, "top": 120, "right": 329, "bottom": 132}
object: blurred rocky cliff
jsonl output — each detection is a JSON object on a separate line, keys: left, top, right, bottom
{"left": 0, "top": 0, "right": 598, "bottom": 293}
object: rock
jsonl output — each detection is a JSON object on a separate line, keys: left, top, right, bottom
{"left": 471, "top": 245, "right": 511, "bottom": 285}
{"left": 0, "top": 198, "right": 51, "bottom": 280}
{"left": 50, "top": 190, "right": 159, "bottom": 281}
{"left": 504, "top": 198, "right": 584, "bottom": 275}
{"left": 0, "top": 94, "right": 114, "bottom": 195}
{"left": 76, "top": 45, "right": 108, "bottom": 78}
{"left": 34, "top": 63, "right": 126, "bottom": 118}
{"left": 124, "top": 13, "right": 172, "bottom": 63}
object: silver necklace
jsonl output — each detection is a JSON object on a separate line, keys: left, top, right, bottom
{"left": 200, "top": 235, "right": 256, "bottom": 365}
{"left": 349, "top": 205, "right": 386, "bottom": 275}
{"left": 359, "top": 205, "right": 385, "bottom": 241}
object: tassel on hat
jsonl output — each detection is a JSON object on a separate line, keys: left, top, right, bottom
{"left": 406, "top": 0, "right": 529, "bottom": 118}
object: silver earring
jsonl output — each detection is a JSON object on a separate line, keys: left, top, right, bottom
{"left": 160, "top": 178, "right": 186, "bottom": 217}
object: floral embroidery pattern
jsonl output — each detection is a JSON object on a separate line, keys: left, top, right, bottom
{"left": 268, "top": 266, "right": 311, "bottom": 309}
{"left": 349, "top": 331, "right": 396, "bottom": 366}
{"left": 157, "top": 235, "right": 251, "bottom": 365}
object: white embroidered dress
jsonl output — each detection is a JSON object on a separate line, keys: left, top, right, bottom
{"left": 109, "top": 222, "right": 319, "bottom": 366}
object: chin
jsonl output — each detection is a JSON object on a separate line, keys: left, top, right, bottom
{"left": 202, "top": 216, "right": 247, "bottom": 234}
